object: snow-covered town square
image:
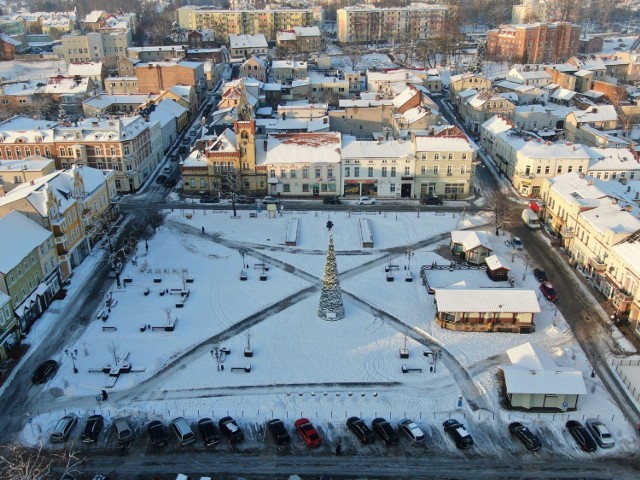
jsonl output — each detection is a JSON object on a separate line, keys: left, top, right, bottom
{"left": 3, "top": 204, "right": 638, "bottom": 478}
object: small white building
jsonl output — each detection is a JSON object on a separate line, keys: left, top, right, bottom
{"left": 501, "top": 342, "right": 586, "bottom": 411}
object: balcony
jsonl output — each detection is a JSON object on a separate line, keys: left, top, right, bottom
{"left": 588, "top": 256, "right": 607, "bottom": 272}
{"left": 518, "top": 170, "right": 536, "bottom": 179}
{"left": 560, "top": 226, "right": 574, "bottom": 238}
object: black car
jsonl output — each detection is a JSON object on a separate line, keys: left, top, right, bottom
{"left": 81, "top": 415, "right": 104, "bottom": 443}
{"left": 371, "top": 418, "right": 399, "bottom": 446}
{"left": 200, "top": 196, "right": 220, "bottom": 203}
{"left": 219, "top": 416, "right": 244, "bottom": 443}
{"left": 164, "top": 178, "right": 177, "bottom": 188}
{"left": 566, "top": 420, "right": 597, "bottom": 452}
{"left": 178, "top": 146, "right": 188, "bottom": 154}
{"left": 147, "top": 420, "right": 169, "bottom": 448}
{"left": 267, "top": 418, "right": 290, "bottom": 446}
{"left": 32, "top": 360, "right": 59, "bottom": 384}
{"left": 533, "top": 268, "right": 548, "bottom": 282}
{"left": 197, "top": 418, "right": 220, "bottom": 446}
{"left": 420, "top": 195, "right": 444, "bottom": 205}
{"left": 346, "top": 416, "right": 374, "bottom": 444}
{"left": 508, "top": 422, "right": 541, "bottom": 451}
{"left": 443, "top": 419, "right": 474, "bottom": 449}
{"left": 235, "top": 195, "right": 255, "bottom": 205}
{"left": 323, "top": 196, "right": 341, "bottom": 205}
{"left": 156, "top": 175, "right": 167, "bottom": 185}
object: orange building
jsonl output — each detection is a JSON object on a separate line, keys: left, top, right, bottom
{"left": 487, "top": 22, "right": 581, "bottom": 64}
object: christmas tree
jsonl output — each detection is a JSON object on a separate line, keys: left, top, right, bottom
{"left": 318, "top": 235, "right": 345, "bottom": 321}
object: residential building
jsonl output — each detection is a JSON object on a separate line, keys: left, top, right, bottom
{"left": 514, "top": 104, "right": 564, "bottom": 132}
{"left": 460, "top": 90, "right": 516, "bottom": 135}
{"left": 586, "top": 147, "right": 640, "bottom": 184}
{"left": 366, "top": 70, "right": 426, "bottom": 96}
{"left": 566, "top": 55, "right": 607, "bottom": 92}
{"left": 82, "top": 94, "right": 157, "bottom": 118}
{"left": 271, "top": 60, "right": 307, "bottom": 86}
{"left": 565, "top": 105, "right": 619, "bottom": 146}
{"left": 392, "top": 103, "right": 444, "bottom": 140}
{"left": 450, "top": 230, "right": 493, "bottom": 265}
{"left": 486, "top": 22, "right": 581, "bottom": 64}
{"left": 609, "top": 233, "right": 640, "bottom": 337}
{"left": 104, "top": 76, "right": 138, "bottom": 95}
{"left": 337, "top": 4, "right": 448, "bottom": 45}
{"left": 0, "top": 290, "right": 15, "bottom": 360}
{"left": 328, "top": 98, "right": 394, "bottom": 140}
{"left": 126, "top": 45, "right": 186, "bottom": 63}
{"left": 501, "top": 342, "right": 586, "bottom": 411}
{"left": 66, "top": 63, "right": 105, "bottom": 91}
{"left": 229, "top": 34, "right": 268, "bottom": 59}
{"left": 413, "top": 127, "right": 477, "bottom": 199}
{"left": 257, "top": 132, "right": 342, "bottom": 197}
{"left": 177, "top": 7, "right": 318, "bottom": 42}
{"left": 81, "top": 10, "right": 136, "bottom": 33}
{"left": 240, "top": 56, "right": 268, "bottom": 83}
{"left": 341, "top": 136, "right": 413, "bottom": 198}
{"left": 0, "top": 157, "right": 56, "bottom": 195}
{"left": 0, "top": 211, "right": 60, "bottom": 333}
{"left": 505, "top": 65, "right": 552, "bottom": 87}
{"left": 276, "top": 26, "right": 322, "bottom": 53}
{"left": 60, "top": 30, "right": 131, "bottom": 71}
{"left": 135, "top": 61, "right": 207, "bottom": 107}
{"left": 308, "top": 72, "right": 349, "bottom": 104}
{"left": 448, "top": 73, "right": 492, "bottom": 111}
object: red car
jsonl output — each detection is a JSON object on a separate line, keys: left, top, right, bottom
{"left": 294, "top": 418, "right": 322, "bottom": 448}
{"left": 540, "top": 281, "right": 558, "bottom": 302}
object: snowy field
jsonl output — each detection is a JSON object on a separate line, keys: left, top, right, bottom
{"left": 17, "top": 208, "right": 640, "bottom": 458}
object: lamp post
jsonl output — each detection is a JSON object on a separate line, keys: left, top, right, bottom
{"left": 424, "top": 348, "right": 441, "bottom": 373}
{"left": 239, "top": 247, "right": 248, "bottom": 269}
{"left": 65, "top": 348, "right": 78, "bottom": 374}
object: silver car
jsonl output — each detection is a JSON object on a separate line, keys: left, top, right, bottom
{"left": 113, "top": 418, "right": 134, "bottom": 446}
{"left": 586, "top": 418, "right": 615, "bottom": 448}
{"left": 51, "top": 413, "right": 78, "bottom": 443}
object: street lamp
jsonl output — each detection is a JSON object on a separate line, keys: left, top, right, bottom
{"left": 424, "top": 348, "right": 442, "bottom": 373}
{"left": 239, "top": 248, "right": 248, "bottom": 268}
{"left": 65, "top": 348, "right": 78, "bottom": 374}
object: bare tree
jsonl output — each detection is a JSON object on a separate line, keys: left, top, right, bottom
{"left": 488, "top": 196, "right": 511, "bottom": 236}
{"left": 224, "top": 171, "right": 244, "bottom": 218}
{"left": 343, "top": 46, "right": 363, "bottom": 72}
{"left": 108, "top": 341, "right": 121, "bottom": 365}
{"left": 0, "top": 442, "right": 84, "bottom": 480}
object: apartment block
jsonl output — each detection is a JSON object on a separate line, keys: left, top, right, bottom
{"left": 61, "top": 30, "right": 131, "bottom": 71}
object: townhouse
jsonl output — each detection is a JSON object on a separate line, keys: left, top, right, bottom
{"left": 0, "top": 211, "right": 60, "bottom": 334}
{"left": 608, "top": 234, "right": 640, "bottom": 338}
{"left": 565, "top": 105, "right": 619, "bottom": 146}
{"left": 460, "top": 89, "right": 516, "bottom": 135}
{"left": 276, "top": 26, "right": 322, "bottom": 53}
{"left": 0, "top": 290, "right": 15, "bottom": 360}
{"left": 0, "top": 156, "right": 55, "bottom": 195}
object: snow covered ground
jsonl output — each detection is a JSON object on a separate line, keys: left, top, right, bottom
{"left": 18, "top": 208, "right": 640, "bottom": 457}
{"left": 0, "top": 59, "right": 66, "bottom": 83}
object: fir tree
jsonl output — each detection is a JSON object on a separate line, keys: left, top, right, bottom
{"left": 318, "top": 235, "right": 345, "bottom": 321}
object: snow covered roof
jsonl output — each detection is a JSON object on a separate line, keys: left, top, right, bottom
{"left": 277, "top": 30, "right": 296, "bottom": 41}
{"left": 571, "top": 105, "right": 617, "bottom": 123}
{"left": 580, "top": 198, "right": 640, "bottom": 235}
{"left": 229, "top": 34, "right": 268, "bottom": 49}
{"left": 0, "top": 156, "right": 53, "bottom": 171}
{"left": 435, "top": 289, "right": 539, "bottom": 313}
{"left": 257, "top": 132, "right": 342, "bottom": 166}
{"left": 485, "top": 254, "right": 510, "bottom": 271}
{"left": 586, "top": 147, "right": 639, "bottom": 170}
{"left": 546, "top": 171, "right": 635, "bottom": 208}
{"left": 0, "top": 210, "right": 52, "bottom": 273}
{"left": 500, "top": 135, "right": 590, "bottom": 161}
{"left": 67, "top": 62, "right": 103, "bottom": 76}
{"left": 612, "top": 240, "right": 640, "bottom": 278}
{"left": 551, "top": 88, "right": 576, "bottom": 101}
{"left": 337, "top": 99, "right": 393, "bottom": 108}
{"left": 341, "top": 136, "right": 413, "bottom": 159}
{"left": 83, "top": 94, "right": 154, "bottom": 110}
{"left": 415, "top": 135, "right": 473, "bottom": 153}
{"left": 502, "top": 342, "right": 586, "bottom": 395}
{"left": 481, "top": 115, "right": 514, "bottom": 135}
{"left": 242, "top": 55, "right": 266, "bottom": 69}
{"left": 271, "top": 60, "right": 307, "bottom": 70}
{"left": 391, "top": 86, "right": 419, "bottom": 108}
{"left": 450, "top": 230, "right": 492, "bottom": 251}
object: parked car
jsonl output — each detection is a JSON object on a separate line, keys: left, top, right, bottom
{"left": 235, "top": 195, "right": 255, "bottom": 205}
{"left": 267, "top": 418, "right": 290, "bottom": 446}
{"left": 262, "top": 196, "right": 280, "bottom": 205}
{"left": 147, "top": 420, "right": 169, "bottom": 448}
{"left": 156, "top": 175, "right": 167, "bottom": 185}
{"left": 372, "top": 418, "right": 399, "bottom": 446}
{"left": 566, "top": 420, "right": 597, "bottom": 452}
{"left": 178, "top": 146, "right": 188, "bottom": 154}
{"left": 170, "top": 417, "right": 196, "bottom": 446}
{"left": 585, "top": 419, "right": 615, "bottom": 448}
{"left": 219, "top": 416, "right": 244, "bottom": 443}
{"left": 346, "top": 416, "right": 374, "bottom": 444}
{"left": 164, "top": 178, "right": 177, "bottom": 188}
{"left": 539, "top": 281, "right": 558, "bottom": 302}
{"left": 323, "top": 195, "right": 341, "bottom": 205}
{"left": 508, "top": 422, "right": 541, "bottom": 451}
{"left": 200, "top": 196, "right": 220, "bottom": 203}
{"left": 294, "top": 418, "right": 322, "bottom": 448}
{"left": 420, "top": 195, "right": 444, "bottom": 205}
{"left": 51, "top": 414, "right": 78, "bottom": 443}
{"left": 113, "top": 418, "right": 134, "bottom": 446}
{"left": 397, "top": 418, "right": 426, "bottom": 446}
{"left": 358, "top": 195, "right": 376, "bottom": 205}
{"left": 81, "top": 415, "right": 104, "bottom": 443}
{"left": 512, "top": 236, "right": 523, "bottom": 250}
{"left": 197, "top": 418, "right": 220, "bottom": 446}
{"left": 443, "top": 419, "right": 474, "bottom": 449}
{"left": 533, "top": 268, "right": 548, "bottom": 282}
{"left": 32, "top": 359, "right": 58, "bottom": 384}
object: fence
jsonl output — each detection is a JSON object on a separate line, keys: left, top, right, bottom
{"left": 612, "top": 358, "right": 640, "bottom": 402}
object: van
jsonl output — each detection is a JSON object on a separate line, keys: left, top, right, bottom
{"left": 521, "top": 208, "right": 541, "bottom": 230}
{"left": 171, "top": 417, "right": 196, "bottom": 446}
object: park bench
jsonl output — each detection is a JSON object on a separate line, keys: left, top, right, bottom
{"left": 230, "top": 364, "right": 252, "bottom": 373}
{"left": 401, "top": 364, "right": 422, "bottom": 374}
{"left": 285, "top": 218, "right": 299, "bottom": 246}
{"left": 102, "top": 326, "right": 117, "bottom": 332}
{"left": 359, "top": 218, "right": 373, "bottom": 248}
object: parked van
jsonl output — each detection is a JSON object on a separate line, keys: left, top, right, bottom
{"left": 171, "top": 417, "right": 196, "bottom": 445}
{"left": 521, "top": 208, "right": 541, "bottom": 230}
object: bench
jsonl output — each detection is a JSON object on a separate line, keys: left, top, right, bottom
{"left": 240, "top": 270, "right": 248, "bottom": 281}
{"left": 385, "top": 264, "right": 399, "bottom": 273}
{"left": 230, "top": 364, "right": 251, "bottom": 373}
{"left": 285, "top": 218, "right": 299, "bottom": 246}
{"left": 249, "top": 212, "right": 257, "bottom": 218}
{"left": 102, "top": 326, "right": 118, "bottom": 332}
{"left": 401, "top": 364, "right": 422, "bottom": 374}
{"left": 153, "top": 278, "right": 162, "bottom": 283}
{"left": 151, "top": 325, "right": 175, "bottom": 332}
{"left": 359, "top": 218, "right": 373, "bottom": 248}
{"left": 123, "top": 278, "right": 133, "bottom": 284}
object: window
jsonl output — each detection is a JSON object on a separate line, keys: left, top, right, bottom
{"left": 302, "top": 168, "right": 309, "bottom": 178}
{"left": 391, "top": 167, "right": 396, "bottom": 177}
{"left": 557, "top": 166, "right": 562, "bottom": 174}
{"left": 327, "top": 168, "right": 333, "bottom": 178}
{"left": 354, "top": 167, "right": 359, "bottom": 177}
{"left": 280, "top": 169, "right": 286, "bottom": 178}
{"left": 283, "top": 184, "right": 290, "bottom": 192}
{"left": 200, "top": 179, "right": 206, "bottom": 188}
{"left": 381, "top": 167, "right": 387, "bottom": 177}
{"left": 545, "top": 166, "right": 550, "bottom": 174}
{"left": 404, "top": 166, "right": 410, "bottom": 175}
{"left": 315, "top": 168, "right": 321, "bottom": 178}
{"left": 537, "top": 166, "right": 542, "bottom": 174}
{"left": 433, "top": 166, "right": 439, "bottom": 174}
{"left": 390, "top": 184, "right": 396, "bottom": 193}
{"left": 421, "top": 165, "right": 426, "bottom": 174}
{"left": 345, "top": 167, "right": 350, "bottom": 177}
{"left": 290, "top": 169, "right": 296, "bottom": 178}
{"left": 302, "top": 183, "right": 309, "bottom": 192}
{"left": 448, "top": 153, "right": 453, "bottom": 160}
{"left": 110, "top": 147, "right": 116, "bottom": 156}
{"left": 461, "top": 165, "right": 466, "bottom": 174}
{"left": 434, "top": 153, "right": 440, "bottom": 160}
{"left": 269, "top": 169, "right": 276, "bottom": 178}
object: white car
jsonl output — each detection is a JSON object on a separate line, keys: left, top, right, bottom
{"left": 398, "top": 418, "right": 425, "bottom": 446}
{"left": 586, "top": 419, "right": 615, "bottom": 448}
{"left": 358, "top": 196, "right": 376, "bottom": 205}
{"left": 512, "top": 236, "right": 523, "bottom": 250}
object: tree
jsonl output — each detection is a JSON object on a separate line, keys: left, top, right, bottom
{"left": 318, "top": 235, "right": 345, "bottom": 321}
{"left": 223, "top": 171, "right": 243, "bottom": 218}
{"left": 343, "top": 46, "right": 363, "bottom": 72}
{"left": 0, "top": 442, "right": 84, "bottom": 480}
{"left": 488, "top": 196, "right": 510, "bottom": 237}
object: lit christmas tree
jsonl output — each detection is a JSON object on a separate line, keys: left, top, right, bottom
{"left": 318, "top": 235, "right": 345, "bottom": 321}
